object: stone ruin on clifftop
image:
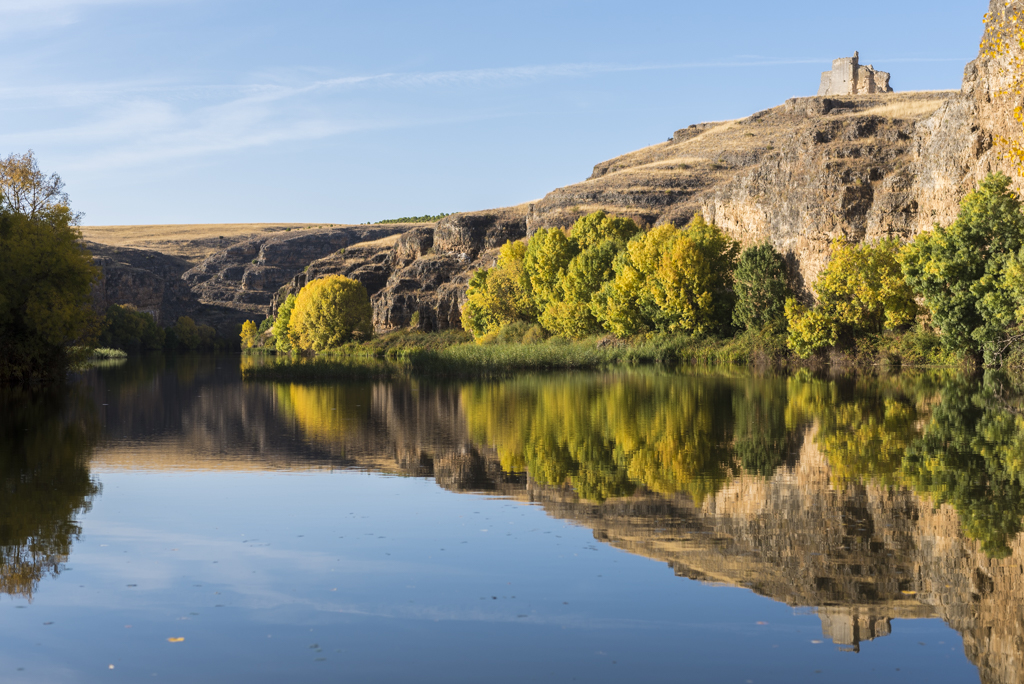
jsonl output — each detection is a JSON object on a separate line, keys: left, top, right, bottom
{"left": 818, "top": 52, "right": 893, "bottom": 96}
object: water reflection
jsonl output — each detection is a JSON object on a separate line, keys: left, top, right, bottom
{"left": 0, "top": 388, "right": 100, "bottom": 599}
{"left": 9, "top": 358, "right": 1024, "bottom": 683}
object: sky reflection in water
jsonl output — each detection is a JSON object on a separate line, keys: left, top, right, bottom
{"left": 0, "top": 356, "right": 1014, "bottom": 683}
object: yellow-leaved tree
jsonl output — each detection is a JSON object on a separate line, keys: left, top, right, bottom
{"left": 592, "top": 214, "right": 739, "bottom": 336}
{"left": 460, "top": 240, "right": 536, "bottom": 338}
{"left": 239, "top": 320, "right": 259, "bottom": 350}
{"left": 289, "top": 275, "right": 373, "bottom": 351}
{"left": 786, "top": 238, "right": 916, "bottom": 358}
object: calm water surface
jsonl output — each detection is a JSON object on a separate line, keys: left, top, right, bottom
{"left": 1, "top": 356, "right": 1020, "bottom": 683}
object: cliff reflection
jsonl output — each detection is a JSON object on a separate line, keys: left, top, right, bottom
{"left": 0, "top": 388, "right": 100, "bottom": 599}
{"left": 79, "top": 358, "right": 1024, "bottom": 683}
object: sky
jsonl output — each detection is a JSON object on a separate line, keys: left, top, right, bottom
{"left": 0, "top": 0, "right": 989, "bottom": 226}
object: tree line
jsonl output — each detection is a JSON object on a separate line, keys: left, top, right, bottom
{"left": 460, "top": 173, "right": 1024, "bottom": 368}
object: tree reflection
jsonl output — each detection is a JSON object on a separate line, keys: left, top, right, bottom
{"left": 0, "top": 387, "right": 100, "bottom": 598}
{"left": 462, "top": 372, "right": 775, "bottom": 503}
{"left": 459, "top": 367, "right": 1024, "bottom": 557}
{"left": 785, "top": 371, "right": 1024, "bottom": 558}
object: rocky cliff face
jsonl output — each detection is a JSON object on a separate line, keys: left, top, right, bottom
{"left": 182, "top": 225, "right": 409, "bottom": 315}
{"left": 268, "top": 208, "right": 528, "bottom": 333}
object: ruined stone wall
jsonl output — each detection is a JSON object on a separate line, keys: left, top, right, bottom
{"left": 819, "top": 53, "right": 893, "bottom": 96}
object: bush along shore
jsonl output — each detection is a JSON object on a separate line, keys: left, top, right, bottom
{"left": 242, "top": 174, "right": 1024, "bottom": 383}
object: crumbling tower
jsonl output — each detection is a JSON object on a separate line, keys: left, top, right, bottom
{"left": 818, "top": 52, "right": 893, "bottom": 96}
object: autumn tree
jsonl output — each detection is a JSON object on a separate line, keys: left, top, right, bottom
{"left": 240, "top": 320, "right": 259, "bottom": 350}
{"left": 786, "top": 237, "right": 916, "bottom": 358}
{"left": 0, "top": 151, "right": 81, "bottom": 222}
{"left": 592, "top": 215, "right": 739, "bottom": 337}
{"left": 533, "top": 212, "right": 639, "bottom": 338}
{"left": 290, "top": 275, "right": 373, "bottom": 351}
{"left": 273, "top": 294, "right": 297, "bottom": 352}
{"left": 461, "top": 240, "right": 536, "bottom": 338}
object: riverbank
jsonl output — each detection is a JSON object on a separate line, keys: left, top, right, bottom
{"left": 239, "top": 325, "right": 966, "bottom": 382}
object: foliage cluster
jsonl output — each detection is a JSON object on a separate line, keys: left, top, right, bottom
{"left": 374, "top": 213, "right": 450, "bottom": 225}
{"left": 901, "top": 173, "right": 1024, "bottom": 366}
{"left": 463, "top": 211, "right": 747, "bottom": 342}
{"left": 786, "top": 238, "right": 917, "bottom": 358}
{"left": 0, "top": 152, "right": 98, "bottom": 385}
{"left": 981, "top": 4, "right": 1024, "bottom": 177}
{"left": 250, "top": 275, "right": 373, "bottom": 354}
{"left": 99, "top": 304, "right": 165, "bottom": 352}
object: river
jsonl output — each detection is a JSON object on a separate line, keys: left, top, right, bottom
{"left": 0, "top": 355, "right": 1018, "bottom": 683}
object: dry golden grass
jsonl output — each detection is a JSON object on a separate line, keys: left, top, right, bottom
{"left": 81, "top": 223, "right": 327, "bottom": 261}
{"left": 844, "top": 99, "right": 948, "bottom": 119}
{"left": 345, "top": 233, "right": 402, "bottom": 251}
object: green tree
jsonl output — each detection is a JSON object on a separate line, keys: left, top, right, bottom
{"left": 787, "top": 237, "right": 916, "bottom": 358}
{"left": 99, "top": 304, "right": 164, "bottom": 352}
{"left": 0, "top": 205, "right": 99, "bottom": 385}
{"left": 172, "top": 316, "right": 201, "bottom": 350}
{"left": 901, "top": 174, "right": 1024, "bottom": 364}
{"left": 273, "top": 294, "right": 297, "bottom": 352}
{"left": 732, "top": 243, "right": 790, "bottom": 332}
{"left": 536, "top": 213, "right": 640, "bottom": 339}
{"left": 541, "top": 238, "right": 620, "bottom": 338}
{"left": 290, "top": 275, "right": 373, "bottom": 351}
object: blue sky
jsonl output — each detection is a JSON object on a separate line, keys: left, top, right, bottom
{"left": 0, "top": 0, "right": 987, "bottom": 226}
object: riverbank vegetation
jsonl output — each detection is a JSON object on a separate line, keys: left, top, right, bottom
{"left": 245, "top": 173, "right": 1024, "bottom": 380}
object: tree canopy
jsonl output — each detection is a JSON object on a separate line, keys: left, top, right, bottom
{"left": 289, "top": 276, "right": 373, "bottom": 351}
{"left": 901, "top": 173, "right": 1024, "bottom": 364}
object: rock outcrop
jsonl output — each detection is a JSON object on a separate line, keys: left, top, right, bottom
{"left": 182, "top": 225, "right": 408, "bottom": 316}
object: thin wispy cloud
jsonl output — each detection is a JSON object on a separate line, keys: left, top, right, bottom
{"left": 0, "top": 56, "right": 971, "bottom": 171}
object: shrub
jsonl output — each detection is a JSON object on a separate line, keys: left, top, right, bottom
{"left": 522, "top": 324, "right": 547, "bottom": 344}
{"left": 732, "top": 243, "right": 790, "bottom": 332}
{"left": 289, "top": 275, "right": 373, "bottom": 352}
{"left": 787, "top": 237, "right": 916, "bottom": 358}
